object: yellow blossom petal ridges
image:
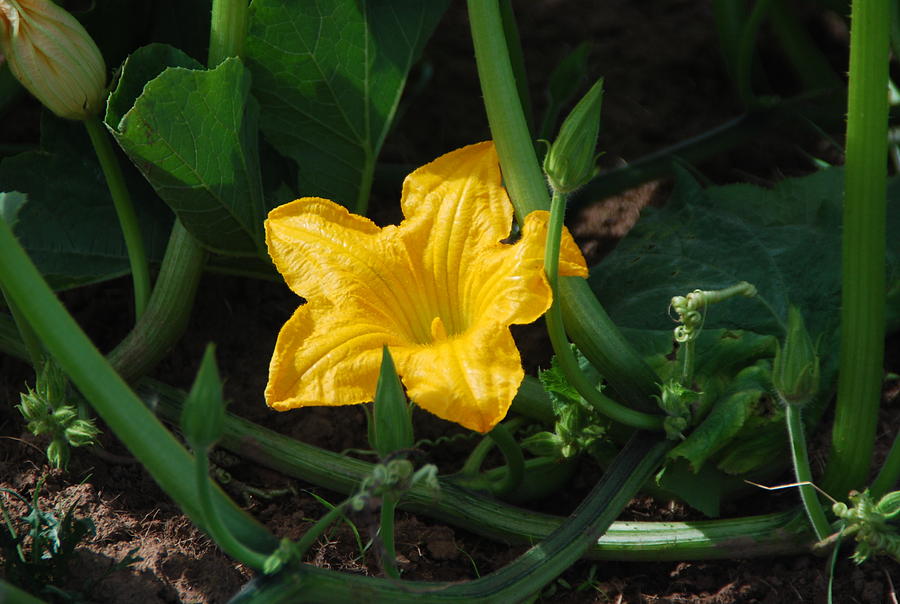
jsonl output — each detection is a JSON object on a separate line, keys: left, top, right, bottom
{"left": 265, "top": 142, "right": 588, "bottom": 433}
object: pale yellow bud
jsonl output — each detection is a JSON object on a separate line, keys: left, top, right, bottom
{"left": 0, "top": 0, "right": 106, "bottom": 120}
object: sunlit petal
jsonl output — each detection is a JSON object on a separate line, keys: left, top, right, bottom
{"left": 393, "top": 325, "right": 523, "bottom": 434}
{"left": 266, "top": 300, "right": 402, "bottom": 410}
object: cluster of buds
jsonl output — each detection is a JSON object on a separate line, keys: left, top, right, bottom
{"left": 0, "top": 0, "right": 106, "bottom": 120}
{"left": 17, "top": 360, "right": 99, "bottom": 468}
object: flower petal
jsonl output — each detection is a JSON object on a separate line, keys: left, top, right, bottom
{"left": 265, "top": 198, "right": 433, "bottom": 343}
{"left": 520, "top": 210, "right": 590, "bottom": 279}
{"left": 396, "top": 142, "right": 515, "bottom": 335}
{"left": 266, "top": 300, "right": 402, "bottom": 411}
{"left": 393, "top": 325, "right": 524, "bottom": 433}
{"left": 463, "top": 209, "right": 589, "bottom": 329}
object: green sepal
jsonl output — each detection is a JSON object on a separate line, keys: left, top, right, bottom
{"left": 543, "top": 78, "right": 603, "bottom": 193}
{"left": 180, "top": 344, "right": 227, "bottom": 450}
{"left": 371, "top": 346, "right": 413, "bottom": 458}
{"left": 772, "top": 305, "right": 820, "bottom": 406}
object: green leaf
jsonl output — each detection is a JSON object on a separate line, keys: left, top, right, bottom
{"left": 246, "top": 0, "right": 449, "bottom": 212}
{"left": 0, "top": 191, "right": 26, "bottom": 229}
{"left": 539, "top": 42, "right": 590, "bottom": 140}
{"left": 0, "top": 120, "right": 171, "bottom": 291}
{"left": 372, "top": 347, "right": 412, "bottom": 458}
{"left": 668, "top": 363, "right": 772, "bottom": 473}
{"left": 591, "top": 166, "right": 900, "bottom": 354}
{"left": 106, "top": 47, "right": 266, "bottom": 256}
{"left": 655, "top": 457, "right": 739, "bottom": 517}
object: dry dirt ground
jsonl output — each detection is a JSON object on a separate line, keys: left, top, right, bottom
{"left": 2, "top": 1, "right": 899, "bottom": 602}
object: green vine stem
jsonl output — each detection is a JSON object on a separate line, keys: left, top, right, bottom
{"left": 823, "top": 0, "right": 889, "bottom": 497}
{"left": 468, "top": 0, "right": 659, "bottom": 413}
{"left": 209, "top": 0, "right": 249, "bottom": 66}
{"left": 785, "top": 404, "right": 831, "bottom": 540}
{"left": 236, "top": 435, "right": 672, "bottom": 602}
{"left": 378, "top": 494, "right": 401, "bottom": 579}
{"left": 84, "top": 116, "right": 150, "bottom": 320}
{"left": 544, "top": 191, "right": 664, "bottom": 430}
{"left": 485, "top": 422, "right": 525, "bottom": 496}
{"left": 146, "top": 379, "right": 813, "bottom": 561}
{"left": 0, "top": 217, "right": 276, "bottom": 554}
{"left": 195, "top": 445, "right": 269, "bottom": 569}
{"left": 107, "top": 221, "right": 205, "bottom": 382}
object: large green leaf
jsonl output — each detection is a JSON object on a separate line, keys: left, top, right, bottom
{"left": 590, "top": 167, "right": 900, "bottom": 513}
{"left": 0, "top": 118, "right": 172, "bottom": 291}
{"left": 591, "top": 167, "right": 900, "bottom": 350}
{"left": 246, "top": 0, "right": 449, "bottom": 212}
{"left": 106, "top": 46, "right": 265, "bottom": 256}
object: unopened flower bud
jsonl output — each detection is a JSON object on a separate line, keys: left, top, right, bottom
{"left": 773, "top": 306, "right": 820, "bottom": 406}
{"left": 543, "top": 78, "right": 603, "bottom": 193}
{"left": 0, "top": 0, "right": 106, "bottom": 120}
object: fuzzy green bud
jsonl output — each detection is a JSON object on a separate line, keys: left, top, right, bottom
{"left": 371, "top": 347, "right": 413, "bottom": 458}
{"left": 0, "top": 0, "right": 106, "bottom": 120}
{"left": 181, "top": 344, "right": 227, "bottom": 450}
{"left": 543, "top": 78, "right": 603, "bottom": 193}
{"left": 772, "top": 306, "right": 820, "bottom": 406}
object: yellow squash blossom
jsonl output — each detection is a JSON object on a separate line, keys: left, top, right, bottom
{"left": 265, "top": 142, "right": 588, "bottom": 433}
{"left": 0, "top": 0, "right": 106, "bottom": 120}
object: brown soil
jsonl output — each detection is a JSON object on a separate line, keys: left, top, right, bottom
{"left": 2, "top": 1, "right": 899, "bottom": 603}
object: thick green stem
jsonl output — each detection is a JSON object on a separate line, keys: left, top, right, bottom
{"left": 785, "top": 404, "right": 831, "bottom": 540}
{"left": 233, "top": 435, "right": 673, "bottom": 602}
{"left": 195, "top": 447, "right": 269, "bottom": 569}
{"left": 468, "top": 0, "right": 660, "bottom": 412}
{"left": 824, "top": 0, "right": 889, "bottom": 497}
{"left": 0, "top": 218, "right": 275, "bottom": 554}
{"left": 147, "top": 381, "right": 813, "bottom": 561}
{"left": 544, "top": 191, "right": 664, "bottom": 431}
{"left": 209, "top": 0, "right": 249, "bottom": 66}
{"left": 83, "top": 117, "right": 150, "bottom": 320}
{"left": 107, "top": 221, "right": 205, "bottom": 382}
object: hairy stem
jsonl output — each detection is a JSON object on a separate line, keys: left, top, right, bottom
{"left": 824, "top": 0, "right": 889, "bottom": 497}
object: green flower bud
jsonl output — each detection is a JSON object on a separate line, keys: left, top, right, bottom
{"left": 543, "top": 78, "right": 603, "bottom": 193}
{"left": 772, "top": 306, "right": 820, "bottom": 406}
{"left": 0, "top": 0, "right": 106, "bottom": 120}
{"left": 181, "top": 344, "right": 227, "bottom": 450}
{"left": 371, "top": 347, "right": 413, "bottom": 458}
